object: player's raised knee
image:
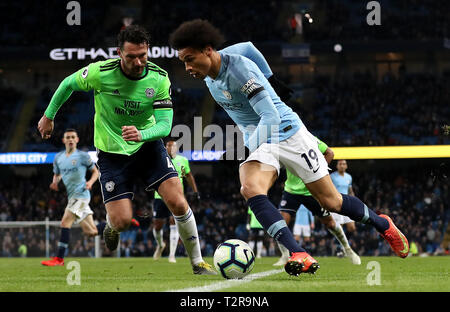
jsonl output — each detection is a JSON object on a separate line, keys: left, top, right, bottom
{"left": 240, "top": 183, "right": 261, "bottom": 201}
{"left": 110, "top": 217, "right": 131, "bottom": 232}
{"left": 85, "top": 228, "right": 98, "bottom": 237}
{"left": 165, "top": 195, "right": 188, "bottom": 215}
{"left": 321, "top": 197, "right": 342, "bottom": 213}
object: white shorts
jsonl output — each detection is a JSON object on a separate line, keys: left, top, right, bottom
{"left": 66, "top": 198, "right": 93, "bottom": 224}
{"left": 330, "top": 212, "right": 354, "bottom": 225}
{"left": 240, "top": 127, "right": 329, "bottom": 184}
{"left": 293, "top": 224, "right": 311, "bottom": 237}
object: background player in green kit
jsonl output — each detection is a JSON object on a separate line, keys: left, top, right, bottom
{"left": 152, "top": 140, "right": 200, "bottom": 263}
{"left": 37, "top": 25, "right": 215, "bottom": 275}
{"left": 275, "top": 138, "right": 361, "bottom": 266}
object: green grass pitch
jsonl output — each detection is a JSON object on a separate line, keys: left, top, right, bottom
{"left": 0, "top": 256, "right": 448, "bottom": 292}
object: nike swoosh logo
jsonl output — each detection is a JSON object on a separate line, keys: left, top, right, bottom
{"left": 313, "top": 166, "right": 320, "bottom": 173}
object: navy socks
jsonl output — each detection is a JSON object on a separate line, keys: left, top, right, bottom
{"left": 340, "top": 194, "right": 389, "bottom": 232}
{"left": 247, "top": 195, "right": 305, "bottom": 253}
{"left": 57, "top": 227, "right": 70, "bottom": 259}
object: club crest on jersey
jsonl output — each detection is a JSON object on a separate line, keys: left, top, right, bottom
{"left": 222, "top": 90, "right": 232, "bottom": 100}
{"left": 145, "top": 88, "right": 155, "bottom": 98}
{"left": 81, "top": 67, "right": 88, "bottom": 79}
{"left": 72, "top": 159, "right": 77, "bottom": 166}
{"left": 105, "top": 181, "right": 115, "bottom": 192}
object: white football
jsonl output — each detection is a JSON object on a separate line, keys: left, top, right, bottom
{"left": 213, "top": 239, "right": 255, "bottom": 279}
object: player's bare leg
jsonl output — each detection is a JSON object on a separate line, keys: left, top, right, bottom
{"left": 158, "top": 177, "right": 216, "bottom": 274}
{"left": 320, "top": 216, "right": 361, "bottom": 265}
{"left": 42, "top": 209, "right": 76, "bottom": 266}
{"left": 80, "top": 215, "right": 99, "bottom": 237}
{"left": 152, "top": 217, "right": 166, "bottom": 260}
{"left": 103, "top": 198, "right": 133, "bottom": 251}
{"left": 168, "top": 216, "right": 178, "bottom": 263}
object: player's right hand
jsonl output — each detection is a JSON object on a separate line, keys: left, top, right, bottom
{"left": 49, "top": 182, "right": 59, "bottom": 191}
{"left": 37, "top": 114, "right": 54, "bottom": 140}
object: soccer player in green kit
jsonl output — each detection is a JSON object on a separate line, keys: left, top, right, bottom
{"left": 275, "top": 138, "right": 361, "bottom": 265}
{"left": 37, "top": 25, "right": 215, "bottom": 275}
{"left": 152, "top": 140, "right": 200, "bottom": 263}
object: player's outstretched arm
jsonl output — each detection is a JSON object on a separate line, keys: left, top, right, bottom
{"left": 37, "top": 74, "right": 83, "bottom": 139}
{"left": 38, "top": 63, "right": 99, "bottom": 139}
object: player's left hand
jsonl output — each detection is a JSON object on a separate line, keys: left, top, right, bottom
{"left": 122, "top": 126, "right": 142, "bottom": 142}
{"left": 37, "top": 114, "right": 54, "bottom": 140}
{"left": 85, "top": 181, "right": 94, "bottom": 190}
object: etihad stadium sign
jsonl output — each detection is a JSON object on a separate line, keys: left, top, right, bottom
{"left": 49, "top": 46, "right": 178, "bottom": 60}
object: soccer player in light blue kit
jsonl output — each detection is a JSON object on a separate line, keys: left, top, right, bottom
{"left": 293, "top": 205, "right": 315, "bottom": 244}
{"left": 331, "top": 160, "right": 357, "bottom": 231}
{"left": 41, "top": 129, "right": 102, "bottom": 266}
{"left": 169, "top": 19, "right": 409, "bottom": 276}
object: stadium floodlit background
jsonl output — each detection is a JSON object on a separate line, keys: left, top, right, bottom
{"left": 0, "top": 0, "right": 449, "bottom": 279}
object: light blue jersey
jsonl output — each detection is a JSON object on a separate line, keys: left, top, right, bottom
{"left": 295, "top": 205, "right": 314, "bottom": 226}
{"left": 204, "top": 50, "right": 303, "bottom": 151}
{"left": 330, "top": 171, "right": 352, "bottom": 195}
{"left": 53, "top": 149, "right": 95, "bottom": 200}
{"left": 220, "top": 42, "right": 273, "bottom": 79}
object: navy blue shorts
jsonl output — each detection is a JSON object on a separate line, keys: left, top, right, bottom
{"left": 278, "top": 191, "right": 330, "bottom": 218}
{"left": 152, "top": 198, "right": 172, "bottom": 219}
{"left": 96, "top": 140, "right": 178, "bottom": 204}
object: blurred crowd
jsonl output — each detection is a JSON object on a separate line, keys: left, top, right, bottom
{"left": 1, "top": 0, "right": 448, "bottom": 49}
{"left": 0, "top": 159, "right": 448, "bottom": 258}
{"left": 303, "top": 0, "right": 449, "bottom": 42}
{"left": 0, "top": 85, "right": 22, "bottom": 152}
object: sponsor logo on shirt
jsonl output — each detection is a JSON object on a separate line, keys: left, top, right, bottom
{"left": 240, "top": 78, "right": 261, "bottom": 96}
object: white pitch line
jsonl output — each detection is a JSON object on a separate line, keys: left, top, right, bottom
{"left": 167, "top": 269, "right": 284, "bottom": 292}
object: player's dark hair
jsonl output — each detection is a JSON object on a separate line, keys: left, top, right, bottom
{"left": 169, "top": 19, "right": 225, "bottom": 50}
{"left": 117, "top": 25, "right": 150, "bottom": 49}
{"left": 64, "top": 128, "right": 78, "bottom": 134}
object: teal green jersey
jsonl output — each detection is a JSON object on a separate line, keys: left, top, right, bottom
{"left": 154, "top": 154, "right": 191, "bottom": 199}
{"left": 73, "top": 59, "right": 172, "bottom": 155}
{"left": 248, "top": 207, "right": 263, "bottom": 229}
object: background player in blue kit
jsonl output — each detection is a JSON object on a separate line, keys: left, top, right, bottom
{"left": 169, "top": 19, "right": 409, "bottom": 276}
{"left": 292, "top": 205, "right": 315, "bottom": 245}
{"left": 330, "top": 160, "right": 356, "bottom": 231}
{"left": 41, "top": 129, "right": 102, "bottom": 266}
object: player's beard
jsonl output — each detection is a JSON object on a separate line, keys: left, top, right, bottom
{"left": 132, "top": 66, "right": 145, "bottom": 77}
